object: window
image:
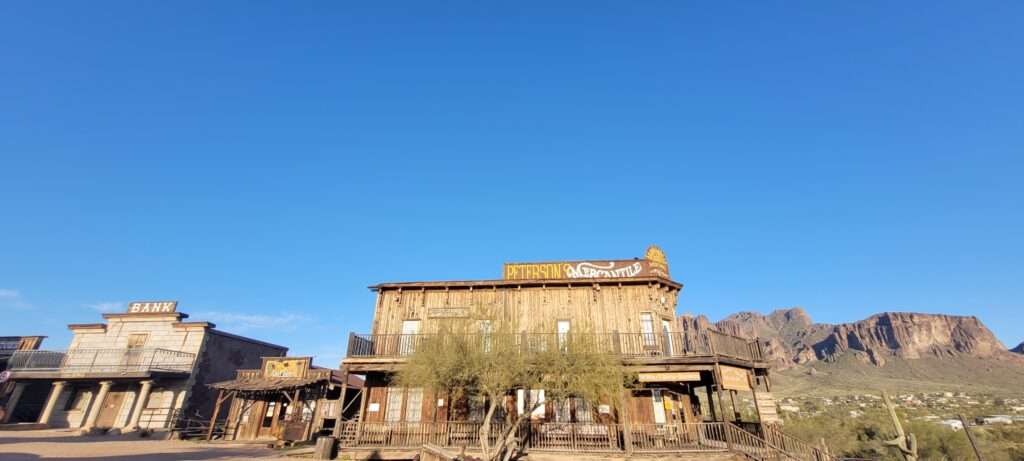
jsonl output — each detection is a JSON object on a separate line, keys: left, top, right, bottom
{"left": 405, "top": 388, "right": 423, "bottom": 422}
{"left": 575, "top": 398, "right": 594, "bottom": 423}
{"left": 517, "top": 389, "right": 546, "bottom": 419}
{"left": 652, "top": 390, "right": 667, "bottom": 424}
{"left": 127, "top": 334, "right": 148, "bottom": 349}
{"left": 554, "top": 399, "right": 572, "bottom": 422}
{"left": 400, "top": 320, "right": 420, "bottom": 356}
{"left": 661, "top": 319, "right": 674, "bottom": 355}
{"left": 640, "top": 313, "right": 656, "bottom": 347}
{"left": 557, "top": 320, "right": 571, "bottom": 351}
{"left": 480, "top": 320, "right": 492, "bottom": 352}
{"left": 385, "top": 387, "right": 404, "bottom": 422}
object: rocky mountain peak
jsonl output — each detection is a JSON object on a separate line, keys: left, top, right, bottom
{"left": 684, "top": 309, "right": 1011, "bottom": 368}
{"left": 1011, "top": 341, "right": 1024, "bottom": 354}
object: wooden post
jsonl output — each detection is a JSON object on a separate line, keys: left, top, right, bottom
{"left": 713, "top": 364, "right": 733, "bottom": 452}
{"left": 705, "top": 385, "right": 718, "bottom": 421}
{"left": 729, "top": 390, "right": 740, "bottom": 422}
{"left": 619, "top": 388, "right": 634, "bottom": 455}
{"left": 206, "top": 389, "right": 225, "bottom": 441}
{"left": 959, "top": 414, "right": 985, "bottom": 461}
{"left": 332, "top": 372, "right": 351, "bottom": 437}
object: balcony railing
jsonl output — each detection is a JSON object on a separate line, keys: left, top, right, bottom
{"left": 338, "top": 421, "right": 829, "bottom": 460}
{"left": 346, "top": 330, "right": 765, "bottom": 363}
{"left": 8, "top": 348, "right": 196, "bottom": 375}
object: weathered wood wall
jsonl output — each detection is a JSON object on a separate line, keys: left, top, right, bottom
{"left": 371, "top": 281, "right": 680, "bottom": 336}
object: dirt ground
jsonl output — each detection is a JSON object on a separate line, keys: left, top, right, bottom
{"left": 0, "top": 429, "right": 296, "bottom": 460}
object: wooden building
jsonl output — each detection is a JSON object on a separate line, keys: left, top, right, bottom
{"left": 0, "top": 336, "right": 46, "bottom": 424}
{"left": 333, "top": 246, "right": 830, "bottom": 460}
{"left": 3, "top": 301, "right": 287, "bottom": 434}
{"left": 208, "top": 356, "right": 362, "bottom": 444}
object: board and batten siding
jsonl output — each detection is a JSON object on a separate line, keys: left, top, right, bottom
{"left": 370, "top": 282, "right": 679, "bottom": 336}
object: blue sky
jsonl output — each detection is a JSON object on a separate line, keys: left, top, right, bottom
{"left": 2, "top": 2, "right": 1022, "bottom": 365}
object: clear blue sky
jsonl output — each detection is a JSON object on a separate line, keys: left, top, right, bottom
{"left": 2, "top": 2, "right": 1022, "bottom": 365}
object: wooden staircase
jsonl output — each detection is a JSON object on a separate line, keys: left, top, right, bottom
{"left": 725, "top": 423, "right": 835, "bottom": 461}
{"left": 337, "top": 414, "right": 360, "bottom": 446}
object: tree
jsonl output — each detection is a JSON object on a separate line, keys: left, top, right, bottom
{"left": 395, "top": 314, "right": 627, "bottom": 461}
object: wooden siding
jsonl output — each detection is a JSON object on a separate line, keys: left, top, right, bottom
{"left": 371, "top": 282, "right": 679, "bottom": 336}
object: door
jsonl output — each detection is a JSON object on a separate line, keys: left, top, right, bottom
{"left": 661, "top": 319, "right": 674, "bottom": 356}
{"left": 399, "top": 320, "right": 420, "bottom": 356}
{"left": 651, "top": 390, "right": 667, "bottom": 425}
{"left": 95, "top": 390, "right": 126, "bottom": 428}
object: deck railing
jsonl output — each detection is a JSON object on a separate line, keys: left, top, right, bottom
{"left": 337, "top": 420, "right": 822, "bottom": 457}
{"left": 7, "top": 348, "right": 196, "bottom": 374}
{"left": 347, "top": 330, "right": 766, "bottom": 363}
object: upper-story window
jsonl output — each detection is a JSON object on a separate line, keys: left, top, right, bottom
{"left": 557, "top": 320, "right": 570, "bottom": 351}
{"left": 399, "top": 320, "right": 420, "bottom": 356}
{"left": 640, "top": 313, "right": 656, "bottom": 347}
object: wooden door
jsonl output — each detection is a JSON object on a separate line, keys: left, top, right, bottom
{"left": 95, "top": 391, "right": 126, "bottom": 428}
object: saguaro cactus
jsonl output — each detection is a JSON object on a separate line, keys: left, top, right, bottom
{"left": 882, "top": 391, "right": 918, "bottom": 461}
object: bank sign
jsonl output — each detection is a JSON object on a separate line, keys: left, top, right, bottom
{"left": 127, "top": 301, "right": 178, "bottom": 314}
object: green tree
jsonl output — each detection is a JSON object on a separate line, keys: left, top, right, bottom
{"left": 395, "top": 314, "right": 627, "bottom": 461}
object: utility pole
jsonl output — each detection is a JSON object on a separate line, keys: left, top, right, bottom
{"left": 958, "top": 414, "right": 985, "bottom": 461}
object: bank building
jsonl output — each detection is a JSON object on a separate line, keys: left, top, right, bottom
{"left": 332, "top": 246, "right": 831, "bottom": 460}
{"left": 1, "top": 301, "right": 287, "bottom": 434}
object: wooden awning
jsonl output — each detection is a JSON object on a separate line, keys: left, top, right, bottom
{"left": 211, "top": 376, "right": 327, "bottom": 391}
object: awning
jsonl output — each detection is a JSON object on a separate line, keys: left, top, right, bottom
{"left": 211, "top": 376, "right": 326, "bottom": 391}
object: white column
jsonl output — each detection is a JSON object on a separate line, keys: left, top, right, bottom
{"left": 126, "top": 380, "right": 154, "bottom": 431}
{"left": 81, "top": 381, "right": 113, "bottom": 432}
{"left": 38, "top": 381, "right": 67, "bottom": 425}
{"left": 2, "top": 382, "right": 28, "bottom": 423}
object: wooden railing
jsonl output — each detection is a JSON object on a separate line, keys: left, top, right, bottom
{"left": 334, "top": 420, "right": 828, "bottom": 459}
{"left": 759, "top": 424, "right": 835, "bottom": 461}
{"left": 346, "top": 331, "right": 766, "bottom": 363}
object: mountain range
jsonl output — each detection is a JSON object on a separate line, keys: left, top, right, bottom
{"left": 680, "top": 308, "right": 1024, "bottom": 395}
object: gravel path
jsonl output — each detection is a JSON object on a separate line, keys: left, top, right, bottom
{"left": 0, "top": 429, "right": 295, "bottom": 461}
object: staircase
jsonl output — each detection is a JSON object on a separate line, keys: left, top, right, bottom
{"left": 724, "top": 423, "right": 835, "bottom": 461}
{"left": 337, "top": 414, "right": 360, "bottom": 446}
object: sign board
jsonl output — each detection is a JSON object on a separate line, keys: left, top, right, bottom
{"left": 263, "top": 358, "right": 310, "bottom": 378}
{"left": 367, "top": 403, "right": 380, "bottom": 412}
{"left": 719, "top": 365, "right": 752, "bottom": 391}
{"left": 128, "top": 301, "right": 178, "bottom": 314}
{"left": 503, "top": 245, "right": 670, "bottom": 281}
{"left": 637, "top": 371, "right": 701, "bottom": 383}
{"left": 427, "top": 307, "right": 470, "bottom": 319}
{"left": 755, "top": 391, "right": 780, "bottom": 424}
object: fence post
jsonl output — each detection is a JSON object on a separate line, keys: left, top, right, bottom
{"left": 612, "top": 331, "right": 622, "bottom": 356}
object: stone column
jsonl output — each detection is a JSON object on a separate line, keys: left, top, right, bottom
{"left": 38, "top": 381, "right": 67, "bottom": 425}
{"left": 2, "top": 382, "right": 28, "bottom": 423}
{"left": 80, "top": 381, "right": 113, "bottom": 433}
{"left": 126, "top": 380, "right": 154, "bottom": 431}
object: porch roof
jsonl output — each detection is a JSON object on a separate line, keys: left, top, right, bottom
{"left": 211, "top": 376, "right": 325, "bottom": 391}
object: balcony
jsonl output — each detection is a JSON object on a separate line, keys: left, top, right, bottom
{"left": 7, "top": 348, "right": 196, "bottom": 378}
{"left": 345, "top": 330, "right": 765, "bottom": 364}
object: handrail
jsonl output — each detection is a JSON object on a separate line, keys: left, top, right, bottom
{"left": 8, "top": 348, "right": 196, "bottom": 374}
{"left": 346, "top": 331, "right": 768, "bottom": 363}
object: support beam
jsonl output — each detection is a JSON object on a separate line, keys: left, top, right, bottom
{"left": 126, "top": 380, "right": 154, "bottom": 431}
{"left": 331, "top": 371, "right": 350, "bottom": 438}
{"left": 619, "top": 389, "right": 634, "bottom": 455}
{"left": 206, "top": 389, "right": 226, "bottom": 441}
{"left": 80, "top": 381, "right": 112, "bottom": 433}
{"left": 2, "top": 382, "right": 28, "bottom": 423}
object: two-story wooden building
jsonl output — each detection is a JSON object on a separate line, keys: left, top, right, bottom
{"left": 3, "top": 301, "right": 288, "bottom": 435}
{"left": 333, "top": 247, "right": 820, "bottom": 460}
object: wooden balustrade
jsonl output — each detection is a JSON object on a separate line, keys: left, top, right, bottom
{"left": 346, "top": 330, "right": 766, "bottom": 363}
